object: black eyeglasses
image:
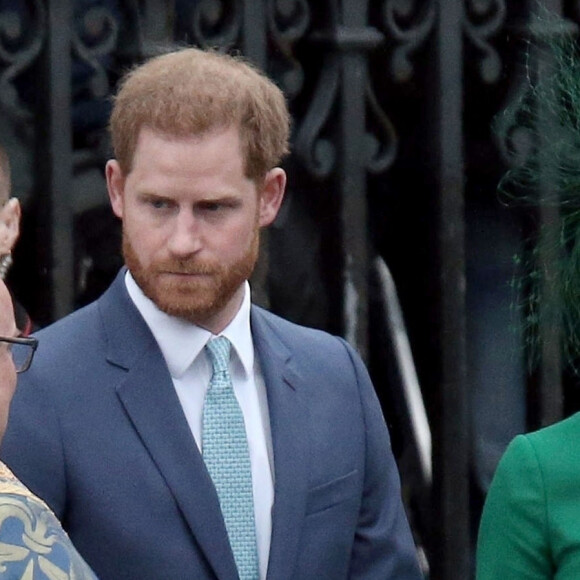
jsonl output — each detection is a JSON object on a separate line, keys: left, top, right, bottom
{"left": 0, "top": 336, "right": 38, "bottom": 373}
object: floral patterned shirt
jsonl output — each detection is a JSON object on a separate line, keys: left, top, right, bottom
{"left": 0, "top": 461, "right": 98, "bottom": 579}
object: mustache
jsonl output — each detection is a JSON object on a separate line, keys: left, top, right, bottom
{"left": 154, "top": 259, "right": 220, "bottom": 275}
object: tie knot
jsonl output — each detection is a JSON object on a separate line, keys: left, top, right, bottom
{"left": 205, "top": 336, "right": 232, "bottom": 375}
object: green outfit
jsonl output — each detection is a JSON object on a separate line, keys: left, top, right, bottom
{"left": 476, "top": 412, "right": 580, "bottom": 579}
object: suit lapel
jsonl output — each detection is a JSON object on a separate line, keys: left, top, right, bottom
{"left": 100, "top": 272, "right": 239, "bottom": 580}
{"left": 251, "top": 309, "right": 310, "bottom": 580}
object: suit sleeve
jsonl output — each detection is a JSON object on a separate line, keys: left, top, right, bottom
{"left": 1, "top": 369, "right": 68, "bottom": 519}
{"left": 341, "top": 340, "right": 423, "bottom": 580}
{"left": 476, "top": 435, "right": 552, "bottom": 580}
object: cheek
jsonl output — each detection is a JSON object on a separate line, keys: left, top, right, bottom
{"left": 125, "top": 222, "right": 164, "bottom": 260}
{"left": 218, "top": 226, "right": 255, "bottom": 258}
{"left": 0, "top": 358, "right": 16, "bottom": 401}
{"left": 0, "top": 368, "right": 15, "bottom": 440}
{"left": 229, "top": 212, "right": 260, "bottom": 245}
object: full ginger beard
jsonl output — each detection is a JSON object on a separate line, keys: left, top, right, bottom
{"left": 123, "top": 229, "right": 260, "bottom": 326}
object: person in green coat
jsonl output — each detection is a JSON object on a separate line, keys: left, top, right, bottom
{"left": 476, "top": 413, "right": 580, "bottom": 578}
{"left": 477, "top": 14, "right": 580, "bottom": 579}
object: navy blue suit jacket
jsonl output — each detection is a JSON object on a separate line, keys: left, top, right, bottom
{"left": 2, "top": 270, "right": 422, "bottom": 580}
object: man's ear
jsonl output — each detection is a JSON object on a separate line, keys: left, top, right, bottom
{"left": 106, "top": 160, "right": 125, "bottom": 219}
{"left": 258, "top": 168, "right": 286, "bottom": 227}
{"left": 0, "top": 198, "right": 20, "bottom": 253}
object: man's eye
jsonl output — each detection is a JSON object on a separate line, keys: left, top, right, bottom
{"left": 200, "top": 200, "right": 238, "bottom": 213}
{"left": 195, "top": 201, "right": 225, "bottom": 214}
{"left": 150, "top": 199, "right": 169, "bottom": 209}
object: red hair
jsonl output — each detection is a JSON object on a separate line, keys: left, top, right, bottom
{"left": 109, "top": 48, "right": 290, "bottom": 181}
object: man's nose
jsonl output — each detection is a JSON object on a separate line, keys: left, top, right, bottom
{"left": 167, "top": 211, "right": 202, "bottom": 256}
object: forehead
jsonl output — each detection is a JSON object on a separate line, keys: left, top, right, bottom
{"left": 133, "top": 126, "right": 243, "bottom": 158}
{"left": 127, "top": 126, "right": 249, "bottom": 188}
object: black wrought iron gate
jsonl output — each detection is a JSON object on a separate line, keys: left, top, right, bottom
{"left": 1, "top": 1, "right": 577, "bottom": 579}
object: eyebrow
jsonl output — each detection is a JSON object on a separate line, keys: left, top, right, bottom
{"left": 138, "top": 192, "right": 170, "bottom": 200}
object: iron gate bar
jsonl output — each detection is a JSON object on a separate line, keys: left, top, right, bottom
{"left": 41, "top": 0, "right": 74, "bottom": 321}
{"left": 432, "top": 1, "right": 470, "bottom": 578}
{"left": 335, "top": 1, "right": 383, "bottom": 359}
{"left": 529, "top": 2, "right": 568, "bottom": 429}
{"left": 243, "top": 1, "right": 266, "bottom": 68}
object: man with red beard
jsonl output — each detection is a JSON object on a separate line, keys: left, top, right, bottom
{"left": 1, "top": 49, "right": 422, "bottom": 580}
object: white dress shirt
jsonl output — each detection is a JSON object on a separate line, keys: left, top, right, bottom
{"left": 125, "top": 272, "right": 274, "bottom": 579}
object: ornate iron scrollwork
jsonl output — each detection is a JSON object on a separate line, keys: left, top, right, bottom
{"left": 364, "top": 80, "right": 397, "bottom": 174}
{"left": 495, "top": 15, "right": 578, "bottom": 168}
{"left": 294, "top": 72, "right": 398, "bottom": 179}
{"left": 294, "top": 2, "right": 399, "bottom": 179}
{"left": 294, "top": 53, "right": 339, "bottom": 179}
{"left": 190, "top": 0, "right": 242, "bottom": 50}
{"left": 72, "top": 5, "right": 119, "bottom": 100}
{"left": 464, "top": 0, "right": 507, "bottom": 84}
{"left": 382, "top": 0, "right": 436, "bottom": 83}
{"left": 0, "top": 1, "right": 46, "bottom": 119}
{"left": 267, "top": 0, "right": 310, "bottom": 100}
{"left": 494, "top": 81, "right": 534, "bottom": 168}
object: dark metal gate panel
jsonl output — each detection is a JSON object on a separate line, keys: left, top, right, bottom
{"left": 4, "top": 1, "right": 579, "bottom": 578}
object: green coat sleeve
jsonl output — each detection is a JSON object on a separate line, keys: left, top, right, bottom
{"left": 476, "top": 434, "right": 553, "bottom": 580}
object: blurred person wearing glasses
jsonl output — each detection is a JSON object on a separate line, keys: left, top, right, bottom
{"left": 0, "top": 145, "right": 32, "bottom": 335}
{"left": 0, "top": 278, "right": 97, "bottom": 578}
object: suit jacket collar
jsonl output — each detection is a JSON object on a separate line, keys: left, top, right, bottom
{"left": 99, "top": 270, "right": 239, "bottom": 579}
{"left": 98, "top": 272, "right": 311, "bottom": 580}
{"left": 251, "top": 308, "right": 310, "bottom": 580}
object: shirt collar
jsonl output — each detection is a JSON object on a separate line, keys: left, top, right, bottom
{"left": 125, "top": 271, "right": 254, "bottom": 379}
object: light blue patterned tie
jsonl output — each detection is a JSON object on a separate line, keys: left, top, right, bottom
{"left": 202, "top": 337, "right": 259, "bottom": 580}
